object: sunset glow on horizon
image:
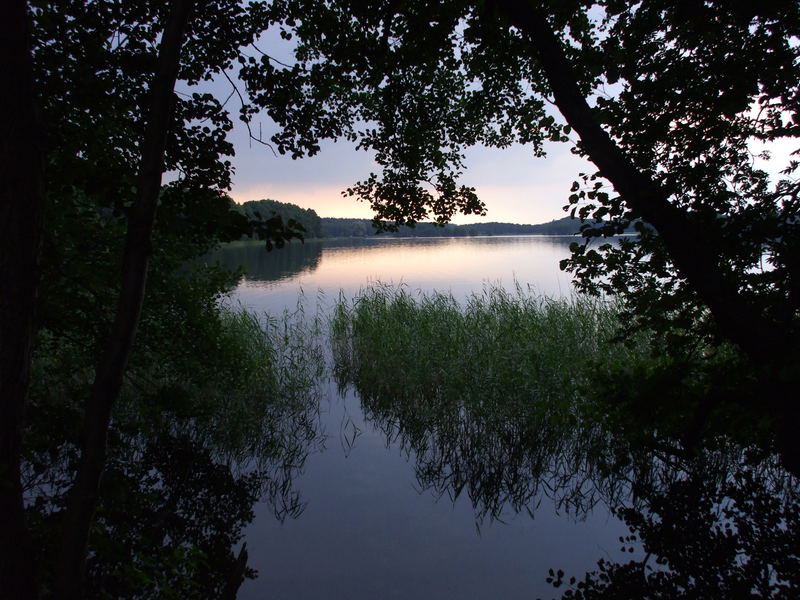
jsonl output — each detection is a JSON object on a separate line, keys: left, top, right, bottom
{"left": 228, "top": 167, "right": 584, "bottom": 225}
{"left": 225, "top": 124, "right": 594, "bottom": 225}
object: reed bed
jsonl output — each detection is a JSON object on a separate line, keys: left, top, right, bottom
{"left": 332, "top": 283, "right": 634, "bottom": 408}
{"left": 330, "top": 284, "right": 652, "bottom": 519}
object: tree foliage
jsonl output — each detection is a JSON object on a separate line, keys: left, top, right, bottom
{"left": 239, "top": 198, "right": 323, "bottom": 239}
{"left": 6, "top": 0, "right": 800, "bottom": 595}
{"left": 245, "top": 1, "right": 798, "bottom": 342}
{"left": 558, "top": 1, "right": 800, "bottom": 348}
{"left": 245, "top": 0, "right": 800, "bottom": 467}
{"left": 6, "top": 0, "right": 333, "bottom": 596}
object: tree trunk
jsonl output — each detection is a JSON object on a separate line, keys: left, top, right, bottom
{"left": 0, "top": 2, "right": 45, "bottom": 599}
{"left": 496, "top": 1, "right": 799, "bottom": 475}
{"left": 54, "top": 2, "right": 194, "bottom": 597}
{"left": 497, "top": 2, "right": 789, "bottom": 362}
{"left": 222, "top": 543, "right": 249, "bottom": 600}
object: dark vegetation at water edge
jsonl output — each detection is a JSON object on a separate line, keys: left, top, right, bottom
{"left": 2, "top": 1, "right": 798, "bottom": 599}
{"left": 29, "top": 304, "right": 324, "bottom": 597}
{"left": 238, "top": 199, "right": 323, "bottom": 239}
{"left": 1, "top": 2, "right": 324, "bottom": 597}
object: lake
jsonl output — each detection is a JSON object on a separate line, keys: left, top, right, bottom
{"left": 211, "top": 236, "right": 632, "bottom": 600}
{"left": 220, "top": 236, "right": 580, "bottom": 315}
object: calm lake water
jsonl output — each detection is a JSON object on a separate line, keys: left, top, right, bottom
{"left": 212, "top": 236, "right": 629, "bottom": 600}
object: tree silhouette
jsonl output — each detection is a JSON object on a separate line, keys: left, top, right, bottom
{"left": 254, "top": 0, "right": 799, "bottom": 470}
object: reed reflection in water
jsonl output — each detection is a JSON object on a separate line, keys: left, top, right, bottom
{"left": 331, "top": 285, "right": 800, "bottom": 599}
{"left": 230, "top": 237, "right": 627, "bottom": 600}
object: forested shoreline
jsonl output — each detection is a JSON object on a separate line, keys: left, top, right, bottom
{"left": 239, "top": 198, "right": 586, "bottom": 238}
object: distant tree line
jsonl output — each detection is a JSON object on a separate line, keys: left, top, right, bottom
{"left": 320, "top": 216, "right": 586, "bottom": 237}
{"left": 238, "top": 199, "right": 588, "bottom": 239}
{"left": 237, "top": 199, "right": 323, "bottom": 239}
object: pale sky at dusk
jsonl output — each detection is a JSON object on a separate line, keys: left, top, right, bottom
{"left": 215, "top": 28, "right": 596, "bottom": 225}
{"left": 195, "top": 26, "right": 796, "bottom": 227}
{"left": 225, "top": 120, "right": 595, "bottom": 225}
{"left": 223, "top": 116, "right": 796, "bottom": 226}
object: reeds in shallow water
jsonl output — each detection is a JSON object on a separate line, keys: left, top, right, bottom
{"left": 332, "top": 283, "right": 633, "bottom": 409}
{"left": 330, "top": 284, "right": 650, "bottom": 519}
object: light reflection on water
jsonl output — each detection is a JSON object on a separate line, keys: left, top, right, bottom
{"left": 215, "top": 236, "right": 578, "bottom": 315}
{"left": 211, "top": 236, "right": 630, "bottom": 600}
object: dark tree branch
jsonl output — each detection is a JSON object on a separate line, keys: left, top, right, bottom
{"left": 249, "top": 42, "right": 295, "bottom": 69}
{"left": 495, "top": 1, "right": 800, "bottom": 477}
{"left": 54, "top": 2, "right": 195, "bottom": 597}
{"left": 496, "top": 0, "right": 790, "bottom": 364}
{"left": 221, "top": 68, "right": 278, "bottom": 155}
{"left": 222, "top": 543, "right": 249, "bottom": 600}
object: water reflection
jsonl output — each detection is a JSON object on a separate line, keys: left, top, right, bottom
{"left": 544, "top": 454, "right": 799, "bottom": 599}
{"left": 210, "top": 236, "right": 800, "bottom": 599}
{"left": 84, "top": 431, "right": 261, "bottom": 598}
{"left": 331, "top": 286, "right": 800, "bottom": 598}
{"left": 212, "top": 239, "right": 323, "bottom": 283}
{"left": 25, "top": 309, "right": 325, "bottom": 598}
{"left": 338, "top": 367, "right": 800, "bottom": 598}
{"left": 216, "top": 236, "right": 577, "bottom": 316}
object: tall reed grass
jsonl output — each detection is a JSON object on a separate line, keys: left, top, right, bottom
{"left": 128, "top": 300, "right": 327, "bottom": 517}
{"left": 331, "top": 284, "right": 652, "bottom": 519}
{"left": 331, "top": 285, "right": 794, "bottom": 524}
{"left": 332, "top": 283, "right": 638, "bottom": 409}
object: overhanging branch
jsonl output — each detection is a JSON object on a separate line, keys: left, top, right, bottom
{"left": 496, "top": 0, "right": 788, "bottom": 361}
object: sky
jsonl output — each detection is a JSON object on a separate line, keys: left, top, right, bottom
{"left": 224, "top": 121, "right": 594, "bottom": 225}
{"left": 214, "top": 26, "right": 595, "bottom": 226}
{"left": 200, "top": 25, "right": 797, "bottom": 228}
{"left": 223, "top": 114, "right": 797, "bottom": 226}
